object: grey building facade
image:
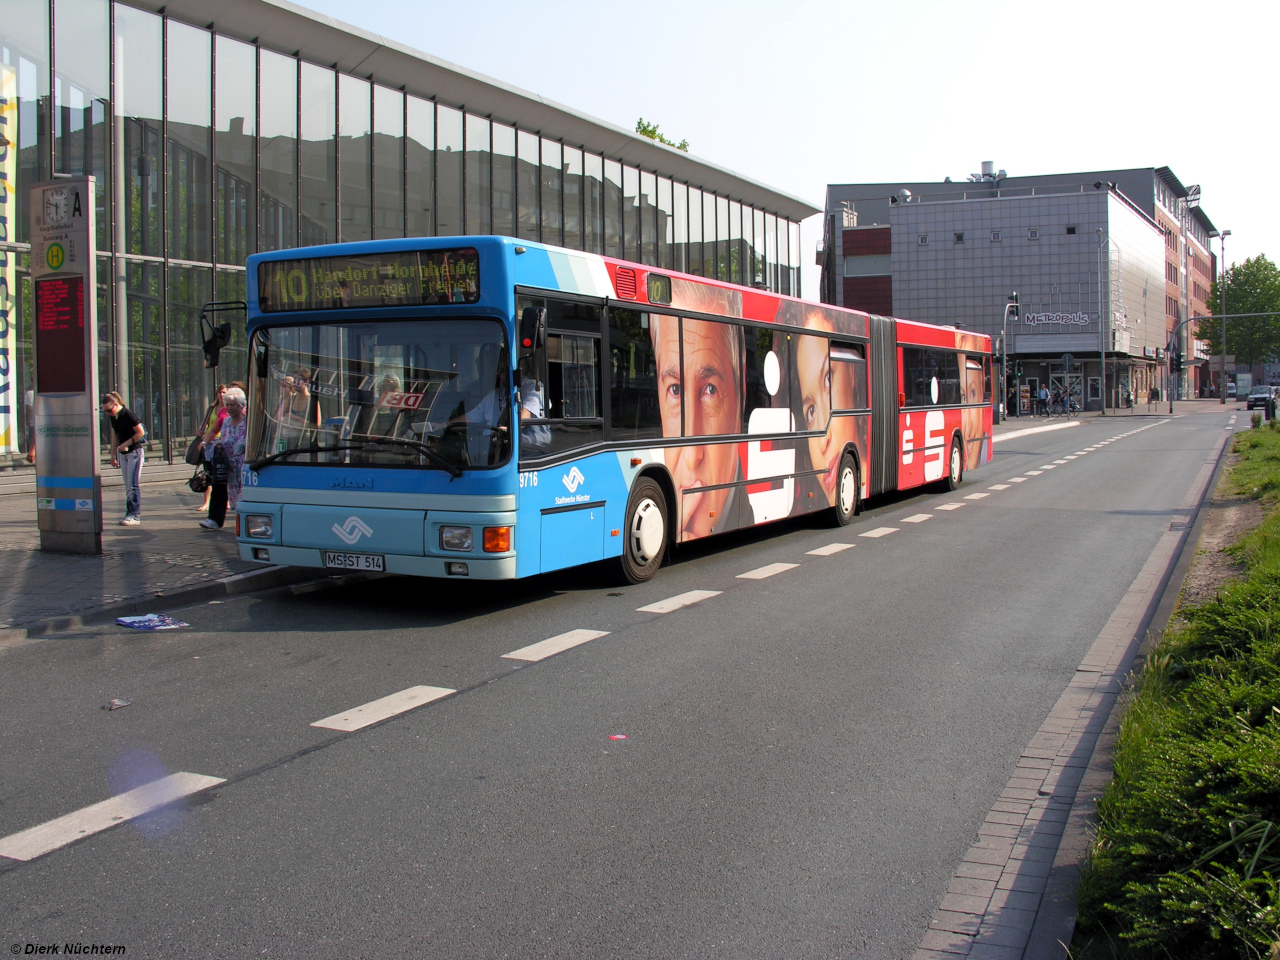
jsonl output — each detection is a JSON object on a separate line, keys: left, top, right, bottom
{"left": 819, "top": 167, "right": 1218, "bottom": 412}
{"left": 0, "top": 0, "right": 815, "bottom": 467}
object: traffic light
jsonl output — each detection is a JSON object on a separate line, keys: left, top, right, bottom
{"left": 1008, "top": 291, "right": 1019, "bottom": 319}
{"left": 1171, "top": 352, "right": 1183, "bottom": 374}
{"left": 1015, "top": 361, "right": 1023, "bottom": 377}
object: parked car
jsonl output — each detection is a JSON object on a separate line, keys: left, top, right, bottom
{"left": 1246, "top": 385, "right": 1276, "bottom": 410}
{"left": 1227, "top": 381, "right": 1238, "bottom": 398}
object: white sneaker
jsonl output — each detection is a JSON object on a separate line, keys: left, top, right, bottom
{"left": 119, "top": 516, "right": 140, "bottom": 526}
{"left": 199, "top": 519, "right": 220, "bottom": 530}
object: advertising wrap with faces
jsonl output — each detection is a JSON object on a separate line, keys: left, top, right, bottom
{"left": 650, "top": 281, "right": 872, "bottom": 543}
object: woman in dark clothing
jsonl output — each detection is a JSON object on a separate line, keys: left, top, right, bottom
{"left": 103, "top": 391, "right": 146, "bottom": 525}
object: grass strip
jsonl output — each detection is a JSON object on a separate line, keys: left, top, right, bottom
{"left": 1073, "top": 424, "right": 1280, "bottom": 959}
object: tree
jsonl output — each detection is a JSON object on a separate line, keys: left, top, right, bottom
{"left": 1197, "top": 254, "right": 1280, "bottom": 367}
{"left": 635, "top": 118, "right": 689, "bottom": 152}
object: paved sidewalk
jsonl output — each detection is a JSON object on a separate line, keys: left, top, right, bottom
{"left": 0, "top": 478, "right": 266, "bottom": 633}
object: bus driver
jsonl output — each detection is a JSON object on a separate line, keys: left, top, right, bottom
{"left": 650, "top": 314, "right": 744, "bottom": 541}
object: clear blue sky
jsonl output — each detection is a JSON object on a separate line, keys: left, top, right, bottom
{"left": 292, "top": 0, "right": 1275, "bottom": 300}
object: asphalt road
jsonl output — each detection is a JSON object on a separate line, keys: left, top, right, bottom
{"left": 0, "top": 407, "right": 1237, "bottom": 959}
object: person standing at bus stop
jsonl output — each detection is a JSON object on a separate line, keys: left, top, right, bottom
{"left": 198, "top": 386, "right": 247, "bottom": 530}
{"left": 103, "top": 391, "right": 146, "bottom": 526}
{"left": 1038, "top": 383, "right": 1049, "bottom": 416}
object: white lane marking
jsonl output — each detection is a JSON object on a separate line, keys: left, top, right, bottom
{"left": 859, "top": 526, "right": 899, "bottom": 538}
{"left": 637, "top": 590, "right": 721, "bottom": 614}
{"left": 992, "top": 420, "right": 1082, "bottom": 443}
{"left": 935, "top": 503, "right": 965, "bottom": 511}
{"left": 1025, "top": 470, "right": 1043, "bottom": 476}
{"left": 504, "top": 629, "right": 610, "bottom": 662}
{"left": 0, "top": 772, "right": 226, "bottom": 862}
{"left": 1040, "top": 464, "right": 1057, "bottom": 470}
{"left": 988, "top": 484, "right": 1011, "bottom": 490}
{"left": 1053, "top": 459, "right": 1069, "bottom": 464}
{"left": 1074, "top": 451, "right": 1089, "bottom": 455}
{"left": 1063, "top": 455, "right": 1079, "bottom": 460}
{"left": 311, "top": 685, "right": 455, "bottom": 732}
{"left": 964, "top": 492, "right": 989, "bottom": 500}
{"left": 1007, "top": 477, "right": 1028, "bottom": 483}
{"left": 738, "top": 562, "right": 799, "bottom": 580}
{"left": 807, "top": 542, "right": 854, "bottom": 556}
{"left": 902, "top": 514, "right": 932, "bottom": 523}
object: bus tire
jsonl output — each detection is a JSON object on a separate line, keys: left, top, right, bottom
{"left": 832, "top": 453, "right": 859, "bottom": 526}
{"left": 944, "top": 436, "right": 963, "bottom": 491}
{"left": 617, "top": 477, "right": 667, "bottom": 584}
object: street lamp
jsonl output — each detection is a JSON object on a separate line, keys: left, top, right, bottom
{"left": 1003, "top": 292, "right": 1018, "bottom": 420}
{"left": 1218, "top": 229, "right": 1231, "bottom": 404}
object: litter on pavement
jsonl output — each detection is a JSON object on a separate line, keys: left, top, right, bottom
{"left": 116, "top": 614, "right": 189, "bottom": 630}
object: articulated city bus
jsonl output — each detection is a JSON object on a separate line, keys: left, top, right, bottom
{"left": 234, "top": 236, "right": 992, "bottom": 583}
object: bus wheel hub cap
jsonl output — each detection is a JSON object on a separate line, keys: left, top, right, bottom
{"left": 839, "top": 468, "right": 855, "bottom": 514}
{"left": 633, "top": 499, "right": 663, "bottom": 562}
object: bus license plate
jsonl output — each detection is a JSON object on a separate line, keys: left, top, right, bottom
{"left": 323, "top": 551, "right": 385, "bottom": 572}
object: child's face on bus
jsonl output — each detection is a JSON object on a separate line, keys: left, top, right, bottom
{"left": 652, "top": 315, "right": 743, "bottom": 539}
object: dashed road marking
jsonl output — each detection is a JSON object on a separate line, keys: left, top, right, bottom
{"left": 1053, "top": 459, "right": 1069, "bottom": 464}
{"left": 637, "top": 590, "right": 721, "bottom": 614}
{"left": 807, "top": 542, "right": 854, "bottom": 556}
{"left": 504, "top": 629, "right": 610, "bottom": 662}
{"left": 311, "top": 685, "right": 455, "bottom": 732}
{"left": 1039, "top": 465, "right": 1057, "bottom": 470}
{"left": 902, "top": 514, "right": 932, "bottom": 523}
{"left": 1063, "top": 455, "right": 1078, "bottom": 460}
{"left": 738, "top": 562, "right": 799, "bottom": 580}
{"left": 0, "top": 772, "right": 226, "bottom": 862}
{"left": 1007, "top": 477, "right": 1028, "bottom": 483}
{"left": 1025, "top": 470, "right": 1043, "bottom": 476}
{"left": 987, "top": 484, "right": 1010, "bottom": 490}
{"left": 964, "top": 492, "right": 989, "bottom": 500}
{"left": 935, "top": 503, "right": 965, "bottom": 511}
{"left": 859, "top": 526, "right": 899, "bottom": 538}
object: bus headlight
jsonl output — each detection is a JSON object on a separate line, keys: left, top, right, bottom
{"left": 440, "top": 525, "right": 473, "bottom": 551}
{"left": 244, "top": 515, "right": 273, "bottom": 539}
{"left": 483, "top": 526, "right": 511, "bottom": 552}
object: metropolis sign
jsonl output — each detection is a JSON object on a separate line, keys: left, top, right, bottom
{"left": 1023, "top": 312, "right": 1090, "bottom": 326}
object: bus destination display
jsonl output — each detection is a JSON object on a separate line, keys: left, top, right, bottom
{"left": 35, "top": 275, "right": 87, "bottom": 393}
{"left": 259, "top": 249, "right": 480, "bottom": 312}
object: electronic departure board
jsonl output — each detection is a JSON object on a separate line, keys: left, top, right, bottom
{"left": 35, "top": 275, "right": 86, "bottom": 393}
{"left": 258, "top": 249, "right": 480, "bottom": 313}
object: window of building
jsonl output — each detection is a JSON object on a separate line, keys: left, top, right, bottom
{"left": 540, "top": 138, "right": 563, "bottom": 247}
{"left": 338, "top": 74, "right": 372, "bottom": 243}
{"left": 1066, "top": 226, "right": 1077, "bottom": 235}
{"left": 990, "top": 230, "right": 1001, "bottom": 242}
{"left": 371, "top": 85, "right": 404, "bottom": 240}
{"left": 434, "top": 103, "right": 463, "bottom": 237}
{"left": 918, "top": 235, "right": 928, "bottom": 246}
{"left": 954, "top": 232, "right": 964, "bottom": 243}
{"left": 215, "top": 34, "right": 257, "bottom": 262}
{"left": 404, "top": 95, "right": 434, "bottom": 239}
{"left": 299, "top": 62, "right": 336, "bottom": 246}
{"left": 464, "top": 113, "right": 491, "bottom": 235}
{"left": 563, "top": 146, "right": 583, "bottom": 251}
{"left": 515, "top": 129, "right": 539, "bottom": 241}
{"left": 1027, "top": 228, "right": 1039, "bottom": 240}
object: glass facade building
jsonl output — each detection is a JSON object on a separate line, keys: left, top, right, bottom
{"left": 1, "top": 0, "right": 814, "bottom": 466}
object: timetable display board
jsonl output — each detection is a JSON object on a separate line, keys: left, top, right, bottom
{"left": 258, "top": 248, "right": 480, "bottom": 313}
{"left": 35, "top": 275, "right": 87, "bottom": 392}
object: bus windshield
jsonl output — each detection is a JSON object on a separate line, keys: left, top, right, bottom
{"left": 246, "top": 318, "right": 510, "bottom": 470}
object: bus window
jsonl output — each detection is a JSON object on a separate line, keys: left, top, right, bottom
{"left": 793, "top": 333, "right": 831, "bottom": 433}
{"left": 830, "top": 341, "right": 866, "bottom": 412}
{"left": 547, "top": 334, "right": 600, "bottom": 419}
{"left": 608, "top": 309, "right": 662, "bottom": 442}
{"left": 902, "top": 347, "right": 961, "bottom": 407}
{"left": 744, "top": 326, "right": 790, "bottom": 431}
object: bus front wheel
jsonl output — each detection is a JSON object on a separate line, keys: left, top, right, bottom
{"left": 618, "top": 477, "right": 667, "bottom": 584}
{"left": 832, "top": 453, "right": 859, "bottom": 526}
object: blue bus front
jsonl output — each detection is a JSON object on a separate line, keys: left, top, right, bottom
{"left": 236, "top": 237, "right": 532, "bottom": 580}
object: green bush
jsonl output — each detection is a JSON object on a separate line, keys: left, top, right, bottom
{"left": 1075, "top": 441, "right": 1280, "bottom": 957}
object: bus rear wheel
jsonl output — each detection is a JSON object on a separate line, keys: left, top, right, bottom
{"left": 944, "top": 436, "right": 963, "bottom": 491}
{"left": 617, "top": 477, "right": 667, "bottom": 584}
{"left": 832, "top": 453, "right": 859, "bottom": 526}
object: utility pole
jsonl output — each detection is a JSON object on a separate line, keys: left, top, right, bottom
{"left": 1217, "top": 229, "right": 1231, "bottom": 404}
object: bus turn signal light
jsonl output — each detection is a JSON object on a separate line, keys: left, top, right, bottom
{"left": 483, "top": 526, "right": 511, "bottom": 552}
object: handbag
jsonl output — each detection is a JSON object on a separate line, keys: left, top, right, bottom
{"left": 187, "top": 467, "right": 210, "bottom": 493}
{"left": 183, "top": 436, "right": 204, "bottom": 466}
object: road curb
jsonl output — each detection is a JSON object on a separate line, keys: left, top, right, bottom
{"left": 1021, "top": 422, "right": 1235, "bottom": 957}
{"left": 0, "top": 563, "right": 327, "bottom": 645}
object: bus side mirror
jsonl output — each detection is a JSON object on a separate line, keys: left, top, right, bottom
{"left": 202, "top": 320, "right": 232, "bottom": 369}
{"left": 519, "top": 306, "right": 546, "bottom": 351}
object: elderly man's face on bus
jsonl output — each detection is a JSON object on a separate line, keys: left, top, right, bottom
{"left": 651, "top": 314, "right": 743, "bottom": 539}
